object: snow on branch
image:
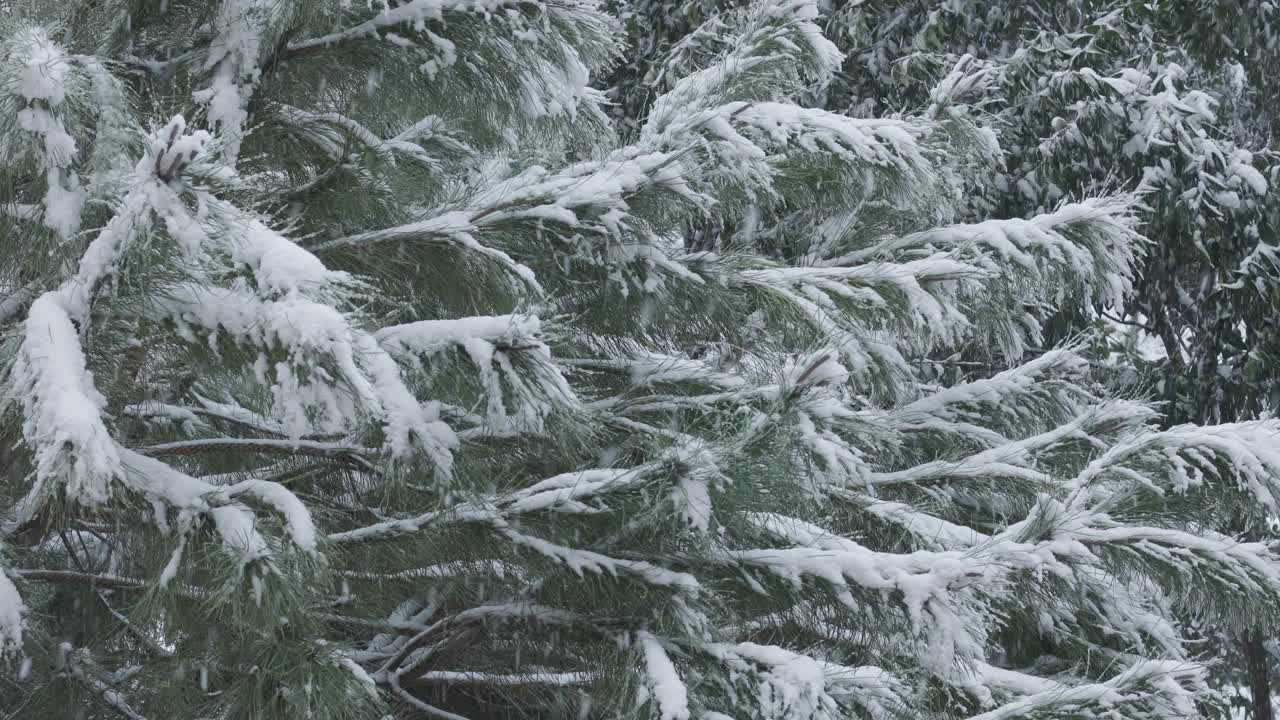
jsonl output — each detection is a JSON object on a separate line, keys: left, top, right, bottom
{"left": 11, "top": 293, "right": 123, "bottom": 513}
{"left": 155, "top": 284, "right": 457, "bottom": 472}
{"left": 0, "top": 564, "right": 24, "bottom": 656}
{"left": 377, "top": 314, "right": 544, "bottom": 357}
{"left": 706, "top": 642, "right": 904, "bottom": 720}
{"left": 728, "top": 513, "right": 987, "bottom": 670}
{"left": 565, "top": 349, "right": 746, "bottom": 390}
{"left": 416, "top": 670, "right": 598, "bottom": 686}
{"left": 870, "top": 403, "right": 1146, "bottom": 489}
{"left": 379, "top": 313, "right": 576, "bottom": 432}
{"left": 645, "top": 102, "right": 939, "bottom": 223}
{"left": 637, "top": 632, "right": 691, "bottom": 720}
{"left": 23, "top": 447, "right": 314, "bottom": 604}
{"left": 738, "top": 258, "right": 981, "bottom": 335}
{"left": 9, "top": 123, "right": 197, "bottom": 508}
{"left": 283, "top": 0, "right": 529, "bottom": 57}
{"left": 314, "top": 148, "right": 708, "bottom": 291}
{"left": 1070, "top": 420, "right": 1280, "bottom": 514}
{"left": 730, "top": 257, "right": 985, "bottom": 378}
{"left": 136, "top": 438, "right": 375, "bottom": 470}
{"left": 501, "top": 468, "right": 641, "bottom": 515}
{"left": 725, "top": 103, "right": 933, "bottom": 183}
{"left": 459, "top": 150, "right": 706, "bottom": 244}
{"left": 311, "top": 210, "right": 539, "bottom": 291}
{"left": 643, "top": 0, "right": 842, "bottom": 135}
{"left": 963, "top": 658, "right": 1201, "bottom": 720}
{"left": 844, "top": 493, "right": 989, "bottom": 549}
{"left": 894, "top": 348, "right": 1101, "bottom": 429}
{"left": 194, "top": 0, "right": 289, "bottom": 163}
{"left": 274, "top": 103, "right": 441, "bottom": 168}
{"left": 62, "top": 645, "right": 151, "bottom": 720}
{"left": 831, "top": 198, "right": 1145, "bottom": 309}
{"left": 326, "top": 504, "right": 501, "bottom": 545}
{"left": 281, "top": 0, "right": 612, "bottom": 120}
{"left": 327, "top": 455, "right": 686, "bottom": 543}
{"left": 1057, "top": 518, "right": 1280, "bottom": 602}
{"left": 4, "top": 27, "right": 84, "bottom": 238}
{"left": 499, "top": 525, "right": 700, "bottom": 591}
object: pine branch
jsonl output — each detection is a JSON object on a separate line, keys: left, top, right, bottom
{"left": 134, "top": 438, "right": 375, "bottom": 469}
{"left": 391, "top": 684, "right": 473, "bottom": 720}
{"left": 1100, "top": 309, "right": 1156, "bottom": 332}
{"left": 413, "top": 671, "right": 598, "bottom": 686}
{"left": 15, "top": 570, "right": 207, "bottom": 600}
{"left": 64, "top": 654, "right": 150, "bottom": 720}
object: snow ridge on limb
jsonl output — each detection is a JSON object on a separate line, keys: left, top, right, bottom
{"left": 963, "top": 659, "right": 1202, "bottom": 720}
{"left": 732, "top": 513, "right": 989, "bottom": 667}
{"left": 378, "top": 313, "right": 577, "bottom": 432}
{"left": 281, "top": 0, "right": 619, "bottom": 130}
{"left": 645, "top": 101, "right": 940, "bottom": 224}
{"left": 8, "top": 115, "right": 320, "bottom": 595}
{"left": 895, "top": 348, "right": 1097, "bottom": 426}
{"left": 1070, "top": 419, "right": 1280, "bottom": 515}
{"left": 830, "top": 197, "right": 1145, "bottom": 309}
{"left": 10, "top": 117, "right": 209, "bottom": 513}
{"left": 117, "top": 450, "right": 317, "bottom": 560}
{"left": 637, "top": 631, "right": 691, "bottom": 720}
{"left": 122, "top": 144, "right": 460, "bottom": 475}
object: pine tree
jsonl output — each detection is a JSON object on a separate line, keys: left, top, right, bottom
{"left": 4, "top": 1, "right": 1280, "bottom": 719}
{"left": 808, "top": 2, "right": 1280, "bottom": 714}
{"left": 818, "top": 0, "right": 1280, "bottom": 422}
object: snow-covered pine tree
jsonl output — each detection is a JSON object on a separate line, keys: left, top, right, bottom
{"left": 4, "top": 1, "right": 1280, "bottom": 719}
{"left": 804, "top": 4, "right": 1280, "bottom": 713}
{"left": 819, "top": 0, "right": 1280, "bottom": 423}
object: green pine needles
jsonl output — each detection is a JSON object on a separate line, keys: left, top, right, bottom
{"left": 1, "top": 1, "right": 1280, "bottom": 719}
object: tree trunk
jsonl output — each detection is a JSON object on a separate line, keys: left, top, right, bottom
{"left": 1245, "top": 628, "right": 1273, "bottom": 720}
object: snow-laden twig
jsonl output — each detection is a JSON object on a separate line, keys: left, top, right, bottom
{"left": 415, "top": 670, "right": 598, "bottom": 686}
{"left": 64, "top": 647, "right": 151, "bottom": 720}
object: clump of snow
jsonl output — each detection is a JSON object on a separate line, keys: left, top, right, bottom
{"left": 225, "top": 479, "right": 318, "bottom": 552}
{"left": 12, "top": 293, "right": 123, "bottom": 515}
{"left": 194, "top": 0, "right": 286, "bottom": 163}
{"left": 0, "top": 567, "right": 25, "bottom": 655}
{"left": 637, "top": 632, "right": 690, "bottom": 720}
{"left": 378, "top": 314, "right": 544, "bottom": 358}
{"left": 6, "top": 27, "right": 85, "bottom": 238}
{"left": 209, "top": 505, "right": 271, "bottom": 566}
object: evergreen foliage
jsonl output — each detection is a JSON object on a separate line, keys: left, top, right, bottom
{"left": 1, "top": 1, "right": 1280, "bottom": 719}
{"left": 814, "top": 0, "right": 1280, "bottom": 425}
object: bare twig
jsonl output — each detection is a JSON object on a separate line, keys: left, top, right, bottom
{"left": 1099, "top": 310, "right": 1156, "bottom": 333}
